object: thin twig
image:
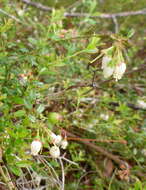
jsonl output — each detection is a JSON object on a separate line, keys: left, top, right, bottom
{"left": 0, "top": 181, "right": 6, "bottom": 185}
{"left": 67, "top": 137, "right": 127, "bottom": 144}
{"left": 108, "top": 169, "right": 117, "bottom": 190}
{"left": 37, "top": 156, "right": 61, "bottom": 187}
{"left": 59, "top": 158, "right": 65, "bottom": 190}
{"left": 110, "top": 102, "right": 146, "bottom": 110}
{"left": 0, "top": 165, "right": 13, "bottom": 190}
{"left": 21, "top": 0, "right": 52, "bottom": 11}
{"left": 21, "top": 0, "right": 146, "bottom": 19}
{"left": 26, "top": 167, "right": 37, "bottom": 189}
{"left": 3, "top": 166, "right": 17, "bottom": 189}
{"left": 0, "top": 8, "right": 22, "bottom": 24}
{"left": 112, "top": 16, "right": 119, "bottom": 33}
{"left": 76, "top": 171, "right": 98, "bottom": 190}
{"left": 61, "top": 157, "right": 78, "bottom": 166}
{"left": 54, "top": 33, "right": 112, "bottom": 42}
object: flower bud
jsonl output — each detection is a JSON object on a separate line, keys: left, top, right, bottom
{"left": 61, "top": 140, "right": 68, "bottom": 149}
{"left": 48, "top": 112, "right": 62, "bottom": 124}
{"left": 50, "top": 146, "right": 60, "bottom": 158}
{"left": 31, "top": 140, "right": 42, "bottom": 156}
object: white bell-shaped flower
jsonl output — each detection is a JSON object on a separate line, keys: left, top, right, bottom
{"left": 31, "top": 140, "right": 42, "bottom": 156}
{"left": 103, "top": 66, "right": 115, "bottom": 78}
{"left": 61, "top": 140, "right": 68, "bottom": 149}
{"left": 102, "top": 56, "right": 112, "bottom": 69}
{"left": 50, "top": 132, "right": 57, "bottom": 140}
{"left": 50, "top": 132, "right": 57, "bottom": 143}
{"left": 102, "top": 56, "right": 114, "bottom": 78}
{"left": 50, "top": 133, "right": 62, "bottom": 145}
{"left": 113, "top": 62, "right": 126, "bottom": 81}
{"left": 50, "top": 146, "right": 60, "bottom": 158}
{"left": 54, "top": 135, "right": 62, "bottom": 145}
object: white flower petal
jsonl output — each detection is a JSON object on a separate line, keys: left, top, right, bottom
{"left": 31, "top": 140, "right": 42, "bottom": 156}
{"left": 103, "top": 66, "right": 114, "bottom": 78}
{"left": 54, "top": 135, "right": 62, "bottom": 145}
{"left": 102, "top": 56, "right": 112, "bottom": 69}
{"left": 50, "top": 133, "right": 62, "bottom": 145}
{"left": 61, "top": 140, "right": 68, "bottom": 149}
{"left": 102, "top": 56, "right": 114, "bottom": 78}
{"left": 50, "top": 146, "right": 60, "bottom": 158}
{"left": 113, "top": 62, "right": 126, "bottom": 81}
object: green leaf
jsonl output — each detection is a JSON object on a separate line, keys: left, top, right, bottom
{"left": 13, "top": 110, "right": 26, "bottom": 118}
{"left": 127, "top": 29, "right": 135, "bottom": 38}
{"left": 134, "top": 180, "right": 143, "bottom": 190}
{"left": 37, "top": 104, "right": 45, "bottom": 114}
{"left": 17, "top": 127, "right": 29, "bottom": 138}
{"left": 9, "top": 165, "right": 22, "bottom": 176}
{"left": 0, "top": 20, "right": 13, "bottom": 33}
{"left": 28, "top": 115, "right": 36, "bottom": 123}
{"left": 28, "top": 37, "right": 37, "bottom": 45}
{"left": 24, "top": 99, "right": 33, "bottom": 110}
{"left": 83, "top": 48, "right": 98, "bottom": 54}
{"left": 85, "top": 36, "right": 100, "bottom": 53}
{"left": 11, "top": 97, "right": 23, "bottom": 104}
{"left": 16, "top": 160, "right": 32, "bottom": 168}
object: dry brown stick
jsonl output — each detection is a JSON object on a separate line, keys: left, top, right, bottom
{"left": 67, "top": 137, "right": 127, "bottom": 144}
{"left": 21, "top": 0, "right": 146, "bottom": 19}
{"left": 64, "top": 130, "right": 129, "bottom": 168}
{"left": 21, "top": 0, "right": 52, "bottom": 11}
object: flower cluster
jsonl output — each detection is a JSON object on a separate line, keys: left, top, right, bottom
{"left": 49, "top": 132, "right": 68, "bottom": 158}
{"left": 102, "top": 55, "right": 126, "bottom": 81}
{"left": 30, "top": 132, "right": 68, "bottom": 158}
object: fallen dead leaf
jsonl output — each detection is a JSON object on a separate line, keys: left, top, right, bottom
{"left": 103, "top": 158, "right": 114, "bottom": 177}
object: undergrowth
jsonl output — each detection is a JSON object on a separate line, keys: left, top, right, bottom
{"left": 0, "top": 0, "right": 146, "bottom": 189}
